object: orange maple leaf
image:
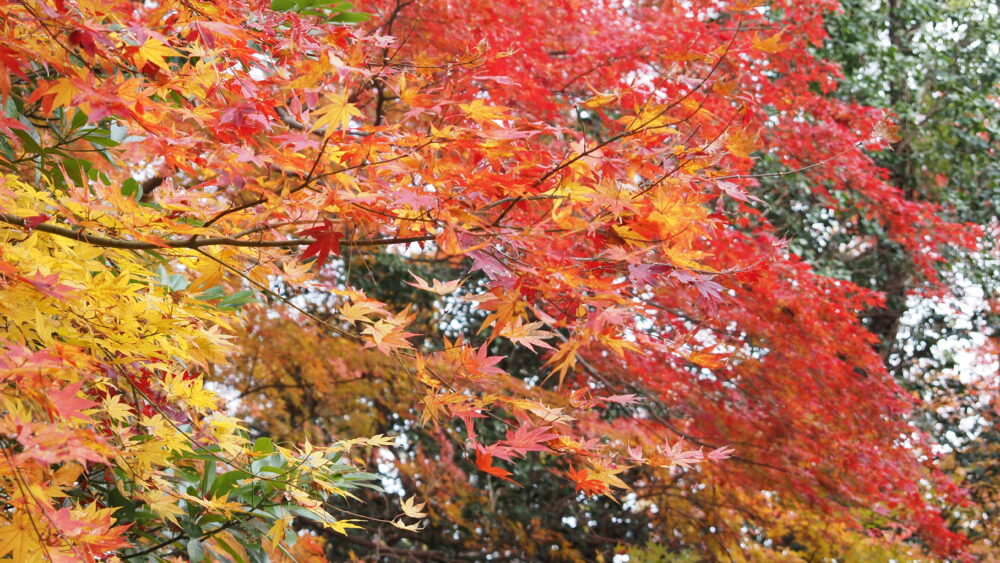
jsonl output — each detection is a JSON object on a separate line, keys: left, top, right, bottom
{"left": 474, "top": 449, "right": 519, "bottom": 485}
{"left": 565, "top": 467, "right": 607, "bottom": 496}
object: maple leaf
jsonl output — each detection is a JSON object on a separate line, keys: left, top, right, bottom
{"left": 0, "top": 514, "right": 43, "bottom": 561}
{"left": 324, "top": 519, "right": 365, "bottom": 535}
{"left": 582, "top": 92, "right": 617, "bottom": 109}
{"left": 588, "top": 462, "right": 630, "bottom": 492}
{"left": 872, "top": 116, "right": 902, "bottom": 145}
{"left": 298, "top": 219, "right": 343, "bottom": 269}
{"left": 752, "top": 30, "right": 788, "bottom": 53}
{"left": 407, "top": 272, "right": 463, "bottom": 295}
{"left": 44, "top": 78, "right": 78, "bottom": 109}
{"left": 145, "top": 490, "right": 185, "bottom": 526}
{"left": 459, "top": 99, "right": 509, "bottom": 123}
{"left": 0, "top": 116, "right": 30, "bottom": 137}
{"left": 717, "top": 180, "right": 761, "bottom": 203}
{"left": 603, "top": 394, "right": 637, "bottom": 405}
{"left": 451, "top": 404, "right": 486, "bottom": 441}
{"left": 135, "top": 38, "right": 180, "bottom": 70}
{"left": 24, "top": 271, "right": 77, "bottom": 300}
{"left": 360, "top": 434, "right": 397, "bottom": 448}
{"left": 265, "top": 517, "right": 291, "bottom": 556}
{"left": 464, "top": 343, "right": 507, "bottom": 378}
{"left": 476, "top": 442, "right": 515, "bottom": 463}
{"left": 474, "top": 449, "right": 519, "bottom": 485}
{"left": 391, "top": 519, "right": 424, "bottom": 532}
{"left": 707, "top": 446, "right": 736, "bottom": 461}
{"left": 400, "top": 496, "right": 428, "bottom": 519}
{"left": 653, "top": 440, "right": 706, "bottom": 470}
{"left": 101, "top": 394, "right": 134, "bottom": 423}
{"left": 730, "top": 0, "right": 767, "bottom": 10}
{"left": 725, "top": 127, "right": 760, "bottom": 159}
{"left": 499, "top": 423, "right": 558, "bottom": 456}
{"left": 362, "top": 320, "right": 417, "bottom": 354}
{"left": 340, "top": 299, "right": 388, "bottom": 323}
{"left": 499, "top": 320, "right": 556, "bottom": 352}
{"left": 48, "top": 382, "right": 98, "bottom": 422}
{"left": 311, "top": 90, "right": 362, "bottom": 135}
{"left": 526, "top": 404, "right": 576, "bottom": 425}
{"left": 686, "top": 346, "right": 727, "bottom": 369}
{"left": 16, "top": 424, "right": 111, "bottom": 465}
{"left": 545, "top": 339, "right": 581, "bottom": 384}
{"left": 566, "top": 467, "right": 607, "bottom": 496}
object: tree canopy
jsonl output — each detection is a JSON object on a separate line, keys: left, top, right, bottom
{"left": 0, "top": 0, "right": 995, "bottom": 560}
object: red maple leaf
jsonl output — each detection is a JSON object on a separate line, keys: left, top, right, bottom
{"left": 474, "top": 448, "right": 519, "bottom": 485}
{"left": 48, "top": 381, "right": 98, "bottom": 422}
{"left": 21, "top": 214, "right": 50, "bottom": 229}
{"left": 565, "top": 467, "right": 607, "bottom": 496}
{"left": 499, "top": 423, "right": 558, "bottom": 457}
{"left": 24, "top": 271, "right": 77, "bottom": 300}
{"left": 298, "top": 219, "right": 343, "bottom": 269}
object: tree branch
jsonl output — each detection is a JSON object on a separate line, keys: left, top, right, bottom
{"left": 0, "top": 213, "right": 435, "bottom": 250}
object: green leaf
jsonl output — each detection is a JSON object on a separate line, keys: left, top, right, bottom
{"left": 12, "top": 129, "right": 43, "bottom": 155}
{"left": 252, "top": 437, "right": 275, "bottom": 454}
{"left": 121, "top": 178, "right": 141, "bottom": 200}
{"left": 210, "top": 469, "right": 251, "bottom": 497}
{"left": 187, "top": 538, "right": 206, "bottom": 563}
{"left": 195, "top": 286, "right": 227, "bottom": 301}
{"left": 85, "top": 133, "right": 120, "bottom": 147}
{"left": 331, "top": 11, "right": 369, "bottom": 22}
{"left": 70, "top": 109, "right": 88, "bottom": 129}
{"left": 217, "top": 289, "right": 258, "bottom": 310}
{"left": 200, "top": 459, "right": 216, "bottom": 494}
{"left": 213, "top": 534, "right": 249, "bottom": 563}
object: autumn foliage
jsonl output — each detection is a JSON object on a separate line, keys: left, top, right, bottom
{"left": 0, "top": 0, "right": 993, "bottom": 560}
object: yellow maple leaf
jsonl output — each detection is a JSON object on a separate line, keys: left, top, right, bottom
{"left": 400, "top": 496, "right": 428, "bottom": 519}
{"left": 324, "top": 518, "right": 365, "bottom": 535}
{"left": 362, "top": 319, "right": 416, "bottom": 353}
{"left": 407, "top": 272, "right": 463, "bottom": 295}
{"left": 391, "top": 519, "right": 424, "bottom": 532}
{"left": 612, "top": 224, "right": 647, "bottom": 246}
{"left": 145, "top": 490, "right": 186, "bottom": 526}
{"left": 53, "top": 462, "right": 84, "bottom": 487}
{"left": 311, "top": 91, "right": 362, "bottom": 135}
{"left": 730, "top": 0, "right": 766, "bottom": 11}
{"left": 459, "top": 99, "right": 509, "bottom": 123}
{"left": 599, "top": 333, "right": 639, "bottom": 358}
{"left": 340, "top": 300, "right": 387, "bottom": 323}
{"left": 186, "top": 377, "right": 219, "bottom": 411}
{"left": 265, "top": 515, "right": 291, "bottom": 555}
{"left": 752, "top": 30, "right": 788, "bottom": 53}
{"left": 582, "top": 92, "right": 616, "bottom": 109}
{"left": 0, "top": 514, "right": 43, "bottom": 561}
{"left": 101, "top": 394, "right": 134, "bottom": 423}
{"left": 725, "top": 127, "right": 760, "bottom": 159}
{"left": 135, "top": 38, "right": 180, "bottom": 70}
{"left": 44, "top": 78, "right": 78, "bottom": 108}
{"left": 545, "top": 339, "right": 581, "bottom": 384}
{"left": 499, "top": 320, "right": 556, "bottom": 352}
{"left": 361, "top": 434, "right": 396, "bottom": 448}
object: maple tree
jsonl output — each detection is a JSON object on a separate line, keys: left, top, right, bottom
{"left": 818, "top": 3, "right": 999, "bottom": 555}
{"left": 0, "top": 0, "right": 995, "bottom": 560}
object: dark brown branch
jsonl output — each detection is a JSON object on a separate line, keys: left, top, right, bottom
{"left": 0, "top": 213, "right": 435, "bottom": 250}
